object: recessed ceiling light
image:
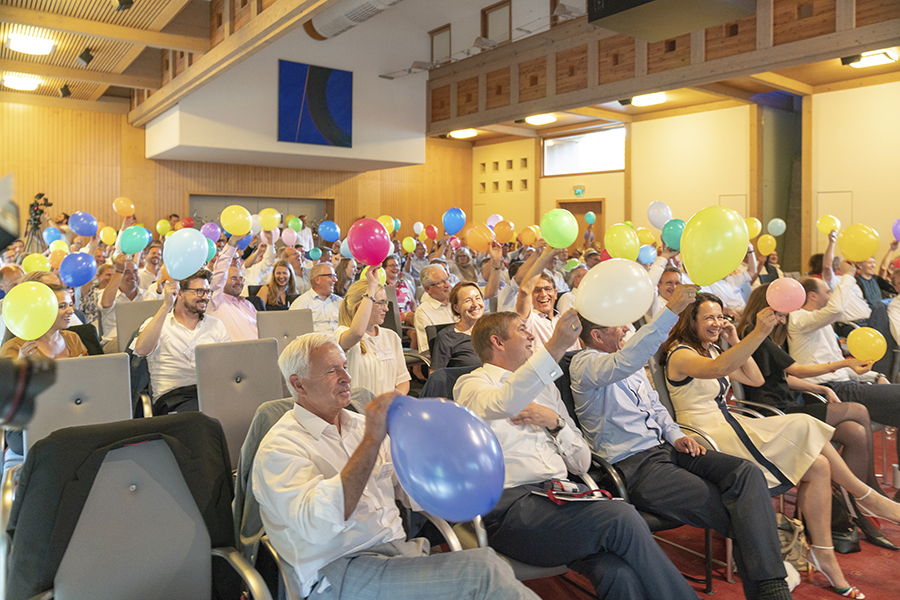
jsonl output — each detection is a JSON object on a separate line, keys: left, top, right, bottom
{"left": 3, "top": 73, "right": 43, "bottom": 91}
{"left": 6, "top": 33, "right": 56, "bottom": 56}
{"left": 448, "top": 129, "right": 478, "bottom": 139}
{"left": 847, "top": 48, "right": 898, "bottom": 68}
{"left": 525, "top": 114, "right": 557, "bottom": 126}
{"left": 630, "top": 92, "right": 667, "bottom": 107}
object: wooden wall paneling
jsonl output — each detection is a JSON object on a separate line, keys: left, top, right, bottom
{"left": 555, "top": 45, "right": 588, "bottom": 95}
{"left": 801, "top": 95, "right": 813, "bottom": 271}
{"left": 175, "top": 51, "right": 187, "bottom": 77}
{"left": 598, "top": 35, "right": 636, "bottom": 85}
{"left": 161, "top": 51, "right": 172, "bottom": 86}
{"left": 705, "top": 15, "right": 758, "bottom": 61}
{"left": 485, "top": 68, "right": 511, "bottom": 110}
{"left": 233, "top": 0, "right": 253, "bottom": 33}
{"left": 518, "top": 57, "right": 547, "bottom": 103}
{"left": 260, "top": 0, "right": 279, "bottom": 11}
{"left": 431, "top": 85, "right": 451, "bottom": 121}
{"left": 856, "top": 0, "right": 900, "bottom": 27}
{"left": 773, "top": 0, "right": 836, "bottom": 46}
{"left": 120, "top": 117, "right": 157, "bottom": 223}
{"left": 457, "top": 77, "right": 480, "bottom": 117}
{"left": 210, "top": 0, "right": 226, "bottom": 49}
{"left": 647, "top": 34, "right": 691, "bottom": 74}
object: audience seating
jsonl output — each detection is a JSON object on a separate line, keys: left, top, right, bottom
{"left": 68, "top": 323, "right": 103, "bottom": 355}
{"left": 247, "top": 295, "right": 266, "bottom": 312}
{"left": 115, "top": 299, "right": 164, "bottom": 352}
{"left": 383, "top": 285, "right": 430, "bottom": 394}
{"left": 420, "top": 365, "right": 478, "bottom": 399}
{"left": 256, "top": 308, "right": 314, "bottom": 353}
{"left": 424, "top": 322, "right": 454, "bottom": 355}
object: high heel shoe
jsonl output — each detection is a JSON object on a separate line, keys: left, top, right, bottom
{"left": 854, "top": 488, "right": 900, "bottom": 525}
{"left": 807, "top": 545, "right": 865, "bottom": 599}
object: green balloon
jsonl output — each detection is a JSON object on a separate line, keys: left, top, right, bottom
{"left": 540, "top": 208, "right": 579, "bottom": 249}
{"left": 206, "top": 238, "right": 217, "bottom": 262}
{"left": 624, "top": 220, "right": 634, "bottom": 228}
{"left": 566, "top": 258, "right": 580, "bottom": 271}
{"left": 289, "top": 217, "right": 302, "bottom": 232}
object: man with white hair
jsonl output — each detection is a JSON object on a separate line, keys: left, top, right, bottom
{"left": 414, "top": 263, "right": 455, "bottom": 355}
{"left": 99, "top": 252, "right": 159, "bottom": 352}
{"left": 290, "top": 262, "right": 341, "bottom": 333}
{"left": 252, "top": 333, "right": 538, "bottom": 600}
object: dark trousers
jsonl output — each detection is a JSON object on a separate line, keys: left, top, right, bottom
{"left": 615, "top": 443, "right": 786, "bottom": 599}
{"left": 824, "top": 380, "right": 900, "bottom": 457}
{"left": 483, "top": 484, "right": 698, "bottom": 600}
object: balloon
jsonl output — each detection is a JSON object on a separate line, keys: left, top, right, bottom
{"left": 360, "top": 266, "right": 387, "bottom": 286}
{"left": 69, "top": 211, "right": 98, "bottom": 237}
{"left": 49, "top": 249, "right": 67, "bottom": 270}
{"left": 681, "top": 206, "right": 750, "bottom": 286}
{"left": 59, "top": 253, "right": 97, "bottom": 287}
{"left": 22, "top": 253, "right": 51, "bottom": 273}
{"left": 388, "top": 396, "right": 504, "bottom": 522}
{"left": 766, "top": 278, "right": 806, "bottom": 313}
{"left": 347, "top": 218, "right": 392, "bottom": 266}
{"left": 250, "top": 214, "right": 262, "bottom": 236}
{"left": 285, "top": 214, "right": 297, "bottom": 227}
{"left": 220, "top": 205, "right": 252, "bottom": 236}
{"left": 418, "top": 230, "right": 429, "bottom": 242}
{"left": 156, "top": 219, "right": 171, "bottom": 236}
{"left": 2, "top": 282, "right": 58, "bottom": 340}
{"left": 745, "top": 217, "right": 762, "bottom": 239}
{"left": 200, "top": 222, "right": 221, "bottom": 241}
{"left": 816, "top": 215, "right": 841, "bottom": 236}
{"left": 49, "top": 240, "right": 69, "bottom": 254}
{"left": 566, "top": 258, "right": 580, "bottom": 271}
{"left": 647, "top": 201, "right": 673, "bottom": 229}
{"left": 163, "top": 228, "right": 209, "bottom": 280}
{"left": 378, "top": 215, "right": 395, "bottom": 234}
{"left": 847, "top": 327, "right": 887, "bottom": 362}
{"left": 174, "top": 222, "right": 184, "bottom": 231}
{"left": 576, "top": 259, "right": 655, "bottom": 326}
{"left": 624, "top": 220, "right": 634, "bottom": 228}
{"left": 661, "top": 219, "right": 686, "bottom": 251}
{"left": 259, "top": 208, "right": 281, "bottom": 231}
{"left": 604, "top": 223, "right": 640, "bottom": 261}
{"left": 309, "top": 247, "right": 322, "bottom": 261}
{"left": 635, "top": 227, "right": 656, "bottom": 246}
{"left": 165, "top": 230, "right": 176, "bottom": 240}
{"left": 393, "top": 218, "right": 401, "bottom": 232}
{"left": 838, "top": 224, "right": 879, "bottom": 262}
{"left": 402, "top": 236, "right": 416, "bottom": 253}
{"left": 585, "top": 211, "right": 596, "bottom": 225}
{"left": 448, "top": 235, "right": 461, "bottom": 250}
{"left": 489, "top": 220, "right": 512, "bottom": 244}
{"left": 340, "top": 238, "right": 353, "bottom": 258}
{"left": 99, "top": 226, "right": 117, "bottom": 246}
{"left": 42, "top": 227, "right": 63, "bottom": 245}
{"left": 413, "top": 221, "right": 424, "bottom": 235}
{"left": 281, "top": 228, "right": 297, "bottom": 246}
{"left": 236, "top": 234, "right": 253, "bottom": 251}
{"left": 425, "top": 225, "right": 438, "bottom": 240}
{"left": 637, "top": 244, "right": 658, "bottom": 265}
{"left": 319, "top": 220, "right": 341, "bottom": 243}
{"left": 182, "top": 217, "right": 195, "bottom": 229}
{"left": 466, "top": 223, "right": 495, "bottom": 254}
{"left": 600, "top": 248, "right": 612, "bottom": 261}
{"left": 519, "top": 226, "right": 537, "bottom": 246}
{"left": 486, "top": 213, "right": 503, "bottom": 228}
{"left": 205, "top": 238, "right": 217, "bottom": 262}
{"left": 893, "top": 218, "right": 900, "bottom": 241}
{"left": 541, "top": 209, "right": 579, "bottom": 249}
{"left": 284, "top": 217, "right": 300, "bottom": 233}
{"left": 757, "top": 234, "right": 777, "bottom": 256}
{"left": 894, "top": 256, "right": 900, "bottom": 270}
{"left": 119, "top": 226, "right": 152, "bottom": 255}
{"left": 442, "top": 208, "right": 466, "bottom": 236}
{"left": 113, "top": 197, "right": 135, "bottom": 216}
{"left": 768, "top": 218, "right": 786, "bottom": 237}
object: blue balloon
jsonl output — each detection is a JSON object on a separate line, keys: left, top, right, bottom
{"left": 637, "top": 244, "right": 658, "bottom": 265}
{"left": 69, "top": 211, "right": 98, "bottom": 237}
{"left": 442, "top": 207, "right": 466, "bottom": 236}
{"left": 319, "top": 220, "right": 341, "bottom": 243}
{"left": 661, "top": 218, "right": 686, "bottom": 251}
{"left": 340, "top": 238, "right": 353, "bottom": 259}
{"left": 585, "top": 211, "right": 596, "bottom": 225}
{"left": 236, "top": 234, "right": 252, "bottom": 250}
{"left": 42, "top": 227, "right": 63, "bottom": 245}
{"left": 58, "top": 253, "right": 97, "bottom": 287}
{"left": 387, "top": 396, "right": 505, "bottom": 522}
{"left": 163, "top": 228, "right": 208, "bottom": 280}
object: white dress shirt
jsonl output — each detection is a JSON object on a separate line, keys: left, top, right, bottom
{"left": 253, "top": 405, "right": 406, "bottom": 597}
{"left": 841, "top": 281, "right": 872, "bottom": 322}
{"left": 413, "top": 293, "right": 454, "bottom": 354}
{"left": 524, "top": 310, "right": 581, "bottom": 352}
{"left": 407, "top": 256, "right": 429, "bottom": 283}
{"left": 290, "top": 289, "right": 342, "bottom": 334}
{"left": 334, "top": 325, "right": 410, "bottom": 395}
{"left": 453, "top": 348, "right": 591, "bottom": 488}
{"left": 705, "top": 269, "right": 751, "bottom": 312}
{"left": 296, "top": 228, "right": 315, "bottom": 253}
{"left": 242, "top": 244, "right": 277, "bottom": 287}
{"left": 497, "top": 280, "right": 519, "bottom": 313}
{"left": 138, "top": 267, "right": 159, "bottom": 290}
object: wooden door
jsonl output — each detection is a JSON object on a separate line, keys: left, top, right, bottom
{"left": 557, "top": 199, "right": 604, "bottom": 252}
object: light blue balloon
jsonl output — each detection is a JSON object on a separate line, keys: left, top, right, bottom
{"left": 205, "top": 238, "right": 216, "bottom": 262}
{"left": 42, "top": 227, "right": 63, "bottom": 245}
{"left": 119, "top": 226, "right": 151, "bottom": 255}
{"left": 393, "top": 218, "right": 401, "bottom": 232}
{"left": 637, "top": 244, "right": 658, "bottom": 265}
{"left": 309, "top": 247, "right": 322, "bottom": 261}
{"left": 163, "top": 228, "right": 208, "bottom": 280}
{"left": 340, "top": 238, "right": 353, "bottom": 258}
{"left": 768, "top": 218, "right": 787, "bottom": 237}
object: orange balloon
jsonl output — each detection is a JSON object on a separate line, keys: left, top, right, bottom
{"left": 467, "top": 223, "right": 495, "bottom": 254}
{"left": 49, "top": 249, "right": 67, "bottom": 270}
{"left": 174, "top": 222, "right": 184, "bottom": 231}
{"left": 519, "top": 226, "right": 537, "bottom": 246}
{"left": 158, "top": 265, "right": 171, "bottom": 283}
{"left": 494, "top": 220, "right": 515, "bottom": 244}
{"left": 113, "top": 196, "right": 135, "bottom": 217}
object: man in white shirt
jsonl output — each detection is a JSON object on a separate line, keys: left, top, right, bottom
{"left": 647, "top": 266, "right": 682, "bottom": 320}
{"left": 133, "top": 270, "right": 230, "bottom": 414}
{"left": 138, "top": 242, "right": 162, "bottom": 290}
{"left": 516, "top": 245, "right": 580, "bottom": 352}
{"left": 296, "top": 215, "right": 315, "bottom": 252}
{"left": 453, "top": 310, "right": 699, "bottom": 600}
{"left": 99, "top": 252, "right": 158, "bottom": 352}
{"left": 290, "top": 263, "right": 341, "bottom": 333}
{"left": 252, "top": 333, "right": 537, "bottom": 600}
{"left": 207, "top": 234, "right": 258, "bottom": 341}
{"left": 414, "top": 264, "right": 454, "bottom": 355}
{"left": 888, "top": 268, "right": 900, "bottom": 350}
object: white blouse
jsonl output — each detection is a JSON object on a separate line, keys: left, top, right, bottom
{"left": 334, "top": 325, "right": 411, "bottom": 396}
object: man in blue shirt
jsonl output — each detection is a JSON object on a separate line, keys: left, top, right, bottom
{"left": 569, "top": 285, "right": 793, "bottom": 600}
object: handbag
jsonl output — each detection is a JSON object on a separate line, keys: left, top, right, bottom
{"left": 777, "top": 513, "right": 808, "bottom": 571}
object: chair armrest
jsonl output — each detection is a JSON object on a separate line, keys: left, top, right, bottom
{"left": 800, "top": 391, "right": 828, "bottom": 404}
{"left": 677, "top": 424, "right": 722, "bottom": 452}
{"left": 727, "top": 406, "right": 765, "bottom": 419}
{"left": 472, "top": 515, "right": 488, "bottom": 549}
{"left": 212, "top": 546, "right": 274, "bottom": 600}
{"left": 403, "top": 350, "right": 430, "bottom": 369}
{"left": 140, "top": 392, "right": 153, "bottom": 418}
{"left": 589, "top": 454, "right": 627, "bottom": 501}
{"left": 732, "top": 399, "right": 785, "bottom": 416}
{"left": 260, "top": 535, "right": 303, "bottom": 600}
{"left": 25, "top": 592, "right": 54, "bottom": 600}
{"left": 421, "top": 512, "right": 462, "bottom": 552}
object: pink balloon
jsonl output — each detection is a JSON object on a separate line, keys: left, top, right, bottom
{"left": 766, "top": 278, "right": 806, "bottom": 313}
{"left": 486, "top": 213, "right": 503, "bottom": 228}
{"left": 449, "top": 236, "right": 461, "bottom": 250}
{"left": 348, "top": 218, "right": 392, "bottom": 266}
{"left": 281, "top": 228, "right": 297, "bottom": 246}
{"left": 268, "top": 227, "right": 280, "bottom": 243}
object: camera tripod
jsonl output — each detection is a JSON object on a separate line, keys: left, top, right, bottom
{"left": 23, "top": 194, "right": 51, "bottom": 255}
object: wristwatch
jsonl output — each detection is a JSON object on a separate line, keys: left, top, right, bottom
{"left": 547, "top": 416, "right": 565, "bottom": 435}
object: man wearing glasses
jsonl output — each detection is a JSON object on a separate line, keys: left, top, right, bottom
{"left": 290, "top": 263, "right": 342, "bottom": 334}
{"left": 414, "top": 264, "right": 455, "bottom": 356}
{"left": 133, "top": 269, "right": 231, "bottom": 414}
{"left": 208, "top": 233, "right": 259, "bottom": 341}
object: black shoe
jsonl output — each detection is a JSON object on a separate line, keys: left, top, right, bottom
{"left": 855, "top": 514, "right": 900, "bottom": 551}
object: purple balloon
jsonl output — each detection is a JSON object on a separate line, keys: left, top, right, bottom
{"left": 201, "top": 222, "right": 222, "bottom": 241}
{"left": 58, "top": 253, "right": 97, "bottom": 287}
{"left": 893, "top": 218, "right": 900, "bottom": 242}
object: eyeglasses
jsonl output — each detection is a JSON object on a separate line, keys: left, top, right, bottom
{"left": 429, "top": 279, "right": 450, "bottom": 287}
{"left": 228, "top": 276, "right": 245, "bottom": 283}
{"left": 184, "top": 288, "right": 212, "bottom": 298}
{"left": 533, "top": 286, "right": 555, "bottom": 295}
{"left": 371, "top": 299, "right": 388, "bottom": 307}
{"left": 316, "top": 273, "right": 337, "bottom": 279}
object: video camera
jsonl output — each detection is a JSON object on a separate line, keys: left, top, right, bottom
{"left": 28, "top": 193, "right": 52, "bottom": 229}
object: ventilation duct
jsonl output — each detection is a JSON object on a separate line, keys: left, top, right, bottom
{"left": 588, "top": 0, "right": 755, "bottom": 43}
{"left": 304, "top": 0, "right": 407, "bottom": 40}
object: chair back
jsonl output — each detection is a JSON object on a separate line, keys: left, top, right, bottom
{"left": 425, "top": 323, "right": 455, "bottom": 353}
{"left": 195, "top": 339, "right": 285, "bottom": 469}
{"left": 247, "top": 295, "right": 267, "bottom": 312}
{"left": 420, "top": 365, "right": 479, "bottom": 399}
{"left": 554, "top": 350, "right": 584, "bottom": 429}
{"left": 649, "top": 347, "right": 676, "bottom": 420}
{"left": 115, "top": 299, "right": 164, "bottom": 352}
{"left": 248, "top": 285, "right": 262, "bottom": 297}
{"left": 382, "top": 285, "right": 402, "bottom": 339}
{"left": 487, "top": 295, "right": 498, "bottom": 314}
{"left": 68, "top": 323, "right": 103, "bottom": 355}
{"left": 257, "top": 309, "right": 314, "bottom": 353}
{"left": 24, "top": 353, "right": 133, "bottom": 453}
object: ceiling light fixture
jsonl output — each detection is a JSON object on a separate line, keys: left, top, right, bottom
{"left": 552, "top": 3, "right": 586, "bottom": 20}
{"left": 77, "top": 48, "right": 94, "bottom": 67}
{"left": 525, "top": 114, "right": 557, "bottom": 126}
{"left": 411, "top": 60, "right": 437, "bottom": 71}
{"left": 6, "top": 33, "right": 56, "bottom": 56}
{"left": 59, "top": 84, "right": 71, "bottom": 98}
{"left": 111, "top": 0, "right": 134, "bottom": 10}
{"left": 473, "top": 36, "right": 498, "bottom": 51}
{"left": 448, "top": 129, "right": 478, "bottom": 139}
{"left": 843, "top": 48, "right": 898, "bottom": 68}
{"left": 3, "top": 73, "right": 42, "bottom": 91}
{"left": 630, "top": 92, "right": 667, "bottom": 107}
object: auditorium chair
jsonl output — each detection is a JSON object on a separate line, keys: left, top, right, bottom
{"left": 114, "top": 299, "right": 163, "bottom": 352}
{"left": 256, "top": 308, "right": 314, "bottom": 353}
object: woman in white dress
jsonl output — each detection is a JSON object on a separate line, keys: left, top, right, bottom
{"left": 335, "top": 268, "right": 410, "bottom": 396}
{"left": 663, "top": 293, "right": 900, "bottom": 600}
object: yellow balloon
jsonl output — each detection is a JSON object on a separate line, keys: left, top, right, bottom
{"left": 745, "top": 217, "right": 762, "bottom": 239}
{"left": 360, "top": 266, "right": 387, "bottom": 286}
{"left": 2, "top": 282, "right": 58, "bottom": 340}
{"left": 100, "top": 226, "right": 117, "bottom": 246}
{"left": 220, "top": 205, "right": 252, "bottom": 236}
{"left": 22, "top": 253, "right": 51, "bottom": 273}
{"left": 847, "top": 327, "right": 887, "bottom": 362}
{"left": 259, "top": 208, "right": 282, "bottom": 231}
{"left": 418, "top": 230, "right": 429, "bottom": 242}
{"left": 156, "top": 219, "right": 171, "bottom": 236}
{"left": 681, "top": 206, "right": 750, "bottom": 286}
{"left": 49, "top": 240, "right": 69, "bottom": 254}
{"left": 838, "top": 224, "right": 879, "bottom": 262}
{"left": 604, "top": 223, "right": 640, "bottom": 261}
{"left": 816, "top": 215, "right": 841, "bottom": 235}
{"left": 378, "top": 215, "right": 395, "bottom": 234}
{"left": 402, "top": 236, "right": 416, "bottom": 253}
{"left": 635, "top": 227, "right": 656, "bottom": 246}
{"left": 757, "top": 234, "right": 777, "bottom": 256}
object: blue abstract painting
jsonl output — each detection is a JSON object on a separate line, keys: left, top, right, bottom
{"left": 278, "top": 60, "right": 352, "bottom": 147}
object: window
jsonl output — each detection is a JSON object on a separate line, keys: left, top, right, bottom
{"left": 543, "top": 127, "right": 626, "bottom": 176}
{"left": 430, "top": 24, "right": 451, "bottom": 64}
{"left": 481, "top": 1, "right": 511, "bottom": 45}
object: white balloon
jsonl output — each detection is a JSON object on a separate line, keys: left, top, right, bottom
{"left": 575, "top": 259, "right": 655, "bottom": 326}
{"left": 768, "top": 218, "right": 786, "bottom": 237}
{"left": 413, "top": 221, "right": 424, "bottom": 235}
{"left": 250, "top": 214, "right": 262, "bottom": 236}
{"left": 647, "top": 201, "right": 673, "bottom": 230}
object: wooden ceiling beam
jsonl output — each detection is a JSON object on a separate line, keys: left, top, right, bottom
{"left": 0, "top": 58, "right": 159, "bottom": 90}
{"left": 747, "top": 72, "right": 813, "bottom": 95}
{"left": 564, "top": 106, "right": 632, "bottom": 123}
{"left": 479, "top": 124, "right": 538, "bottom": 137}
{"left": 689, "top": 82, "right": 756, "bottom": 102}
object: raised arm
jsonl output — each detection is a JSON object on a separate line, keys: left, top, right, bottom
{"left": 337, "top": 268, "right": 380, "bottom": 350}
{"left": 101, "top": 253, "right": 128, "bottom": 308}
{"left": 210, "top": 235, "right": 242, "bottom": 307}
{"left": 482, "top": 242, "right": 503, "bottom": 300}
{"left": 133, "top": 280, "right": 177, "bottom": 356}
{"left": 822, "top": 230, "right": 837, "bottom": 282}
{"left": 878, "top": 240, "right": 898, "bottom": 279}
{"left": 340, "top": 392, "right": 397, "bottom": 520}
{"left": 516, "top": 244, "right": 553, "bottom": 319}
